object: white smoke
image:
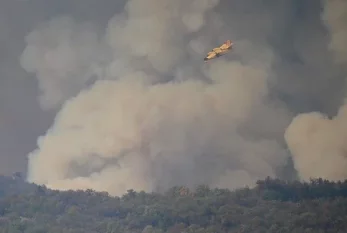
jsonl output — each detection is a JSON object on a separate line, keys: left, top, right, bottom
{"left": 23, "top": 0, "right": 293, "bottom": 196}
{"left": 285, "top": 108, "right": 347, "bottom": 181}
{"left": 285, "top": 0, "right": 347, "bottom": 182}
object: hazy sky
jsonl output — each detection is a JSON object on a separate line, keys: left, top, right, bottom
{"left": 0, "top": 0, "right": 346, "bottom": 195}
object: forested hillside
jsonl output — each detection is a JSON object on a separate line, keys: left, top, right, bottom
{"left": 0, "top": 175, "right": 347, "bottom": 233}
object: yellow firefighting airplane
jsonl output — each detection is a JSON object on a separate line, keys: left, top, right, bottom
{"left": 204, "top": 40, "right": 233, "bottom": 62}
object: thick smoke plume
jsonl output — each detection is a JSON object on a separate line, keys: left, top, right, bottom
{"left": 29, "top": 66, "right": 288, "bottom": 195}
{"left": 21, "top": 0, "right": 310, "bottom": 196}
{"left": 285, "top": 0, "right": 347, "bottom": 182}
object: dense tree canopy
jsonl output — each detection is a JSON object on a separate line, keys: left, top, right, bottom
{"left": 0, "top": 175, "right": 346, "bottom": 233}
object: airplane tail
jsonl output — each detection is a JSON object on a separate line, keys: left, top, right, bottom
{"left": 226, "top": 40, "right": 232, "bottom": 47}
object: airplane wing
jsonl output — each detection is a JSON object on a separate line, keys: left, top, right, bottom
{"left": 219, "top": 43, "right": 228, "bottom": 50}
{"left": 212, "top": 47, "right": 222, "bottom": 53}
{"left": 219, "top": 40, "right": 232, "bottom": 50}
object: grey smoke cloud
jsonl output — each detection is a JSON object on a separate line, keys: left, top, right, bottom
{"left": 20, "top": 16, "right": 106, "bottom": 110}
{"left": 24, "top": 0, "right": 296, "bottom": 196}
{"left": 285, "top": 0, "right": 347, "bottom": 182}
{"left": 19, "top": 0, "right": 220, "bottom": 110}
{"left": 321, "top": 0, "right": 347, "bottom": 65}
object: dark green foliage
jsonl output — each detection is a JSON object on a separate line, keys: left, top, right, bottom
{"left": 256, "top": 176, "right": 347, "bottom": 201}
{"left": 0, "top": 175, "right": 346, "bottom": 232}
